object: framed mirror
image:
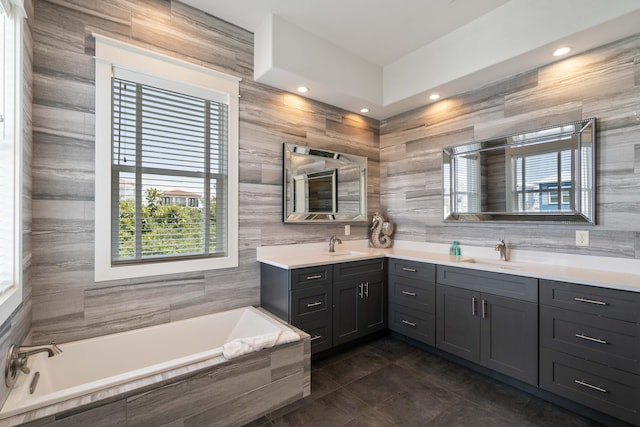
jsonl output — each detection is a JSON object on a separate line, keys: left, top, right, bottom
{"left": 284, "top": 143, "right": 367, "bottom": 223}
{"left": 443, "top": 118, "right": 596, "bottom": 223}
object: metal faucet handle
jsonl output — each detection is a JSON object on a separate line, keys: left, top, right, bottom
{"left": 494, "top": 240, "right": 508, "bottom": 261}
{"left": 328, "top": 235, "right": 342, "bottom": 252}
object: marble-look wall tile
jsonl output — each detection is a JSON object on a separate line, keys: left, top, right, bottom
{"left": 30, "top": 0, "right": 380, "bottom": 343}
{"left": 381, "top": 33, "right": 640, "bottom": 259}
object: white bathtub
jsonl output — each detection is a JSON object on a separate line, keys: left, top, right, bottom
{"left": 0, "top": 306, "right": 302, "bottom": 423}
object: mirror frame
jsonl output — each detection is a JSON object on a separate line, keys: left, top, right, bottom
{"left": 442, "top": 118, "right": 596, "bottom": 223}
{"left": 283, "top": 143, "right": 368, "bottom": 223}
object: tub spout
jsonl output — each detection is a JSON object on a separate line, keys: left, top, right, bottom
{"left": 5, "top": 342, "right": 63, "bottom": 387}
{"left": 16, "top": 342, "right": 63, "bottom": 358}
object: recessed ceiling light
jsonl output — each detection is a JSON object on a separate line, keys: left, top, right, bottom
{"left": 553, "top": 47, "right": 571, "bottom": 57}
{"left": 360, "top": 108, "right": 369, "bottom": 113}
{"left": 429, "top": 93, "right": 440, "bottom": 100}
{"left": 297, "top": 86, "right": 309, "bottom": 93}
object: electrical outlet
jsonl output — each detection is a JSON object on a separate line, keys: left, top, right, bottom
{"left": 344, "top": 225, "right": 350, "bottom": 236}
{"left": 576, "top": 230, "right": 589, "bottom": 247}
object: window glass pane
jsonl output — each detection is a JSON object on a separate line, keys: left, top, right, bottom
{"left": 112, "top": 78, "right": 228, "bottom": 264}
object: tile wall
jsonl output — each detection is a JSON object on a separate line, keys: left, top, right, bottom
{"left": 380, "top": 34, "right": 640, "bottom": 259}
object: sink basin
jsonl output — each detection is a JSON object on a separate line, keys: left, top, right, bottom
{"left": 323, "top": 251, "right": 367, "bottom": 257}
{"left": 461, "top": 258, "right": 525, "bottom": 271}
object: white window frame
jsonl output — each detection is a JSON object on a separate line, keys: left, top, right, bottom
{"left": 0, "top": 0, "right": 24, "bottom": 324}
{"left": 94, "top": 34, "right": 240, "bottom": 282}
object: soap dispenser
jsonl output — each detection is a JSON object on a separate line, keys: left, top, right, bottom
{"left": 449, "top": 241, "right": 461, "bottom": 259}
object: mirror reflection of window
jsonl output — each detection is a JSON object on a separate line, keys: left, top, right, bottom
{"left": 507, "top": 142, "right": 574, "bottom": 213}
{"left": 453, "top": 154, "right": 481, "bottom": 213}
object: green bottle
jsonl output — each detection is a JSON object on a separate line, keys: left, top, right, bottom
{"left": 450, "top": 241, "right": 460, "bottom": 258}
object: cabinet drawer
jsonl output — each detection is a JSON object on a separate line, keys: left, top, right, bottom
{"left": 540, "top": 280, "right": 640, "bottom": 322}
{"left": 291, "top": 265, "right": 332, "bottom": 290}
{"left": 333, "top": 259, "right": 384, "bottom": 282}
{"left": 540, "top": 347, "right": 640, "bottom": 426}
{"left": 388, "top": 303, "right": 435, "bottom": 346}
{"left": 291, "top": 286, "right": 331, "bottom": 324}
{"left": 437, "top": 266, "right": 537, "bottom": 303}
{"left": 540, "top": 305, "right": 640, "bottom": 374}
{"left": 294, "top": 318, "right": 332, "bottom": 354}
{"left": 387, "top": 258, "right": 435, "bottom": 282}
{"left": 388, "top": 275, "right": 435, "bottom": 313}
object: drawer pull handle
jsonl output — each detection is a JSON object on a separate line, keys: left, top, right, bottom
{"left": 574, "top": 380, "right": 607, "bottom": 394}
{"left": 574, "top": 297, "right": 607, "bottom": 306}
{"left": 401, "top": 320, "right": 416, "bottom": 327}
{"left": 359, "top": 283, "right": 364, "bottom": 299}
{"left": 575, "top": 333, "right": 607, "bottom": 345}
{"left": 402, "top": 267, "right": 417, "bottom": 272}
{"left": 472, "top": 297, "right": 477, "bottom": 316}
{"left": 310, "top": 335, "right": 322, "bottom": 341}
{"left": 482, "top": 299, "right": 487, "bottom": 319}
{"left": 402, "top": 291, "right": 416, "bottom": 297}
{"left": 364, "top": 282, "right": 369, "bottom": 298}
{"left": 306, "top": 274, "right": 323, "bottom": 280}
{"left": 306, "top": 301, "right": 322, "bottom": 308}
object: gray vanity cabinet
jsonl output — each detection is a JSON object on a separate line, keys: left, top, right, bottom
{"left": 260, "top": 258, "right": 385, "bottom": 354}
{"left": 333, "top": 259, "right": 386, "bottom": 346}
{"left": 387, "top": 259, "right": 436, "bottom": 346}
{"left": 436, "top": 266, "right": 538, "bottom": 386}
{"left": 539, "top": 279, "right": 640, "bottom": 425}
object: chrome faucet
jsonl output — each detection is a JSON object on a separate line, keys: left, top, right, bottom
{"left": 5, "top": 342, "right": 63, "bottom": 387}
{"left": 329, "top": 235, "right": 342, "bottom": 252}
{"left": 495, "top": 240, "right": 508, "bottom": 261}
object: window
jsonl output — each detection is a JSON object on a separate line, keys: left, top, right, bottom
{"left": 95, "top": 35, "right": 240, "bottom": 281}
{"left": 0, "top": 0, "right": 24, "bottom": 323}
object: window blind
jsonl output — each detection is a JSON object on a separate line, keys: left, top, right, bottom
{"left": 111, "top": 77, "right": 228, "bottom": 264}
{"left": 453, "top": 154, "right": 480, "bottom": 213}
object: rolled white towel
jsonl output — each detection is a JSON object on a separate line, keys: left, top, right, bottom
{"left": 222, "top": 329, "right": 300, "bottom": 360}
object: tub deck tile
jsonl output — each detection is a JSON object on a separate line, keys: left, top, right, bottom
{"left": 19, "top": 400, "right": 126, "bottom": 427}
{"left": 270, "top": 342, "right": 305, "bottom": 382}
{"left": 184, "top": 371, "right": 305, "bottom": 427}
{"left": 125, "top": 355, "right": 272, "bottom": 426}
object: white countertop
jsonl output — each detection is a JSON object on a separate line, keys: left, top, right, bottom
{"left": 257, "top": 240, "right": 640, "bottom": 293}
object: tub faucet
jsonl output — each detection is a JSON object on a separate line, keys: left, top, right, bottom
{"left": 5, "top": 342, "right": 63, "bottom": 387}
{"left": 329, "top": 235, "right": 342, "bottom": 252}
{"left": 495, "top": 240, "right": 508, "bottom": 261}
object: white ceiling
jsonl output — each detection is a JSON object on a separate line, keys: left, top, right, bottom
{"left": 180, "top": 0, "right": 640, "bottom": 119}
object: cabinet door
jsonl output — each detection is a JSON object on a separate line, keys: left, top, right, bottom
{"left": 333, "top": 280, "right": 361, "bottom": 346}
{"left": 481, "top": 294, "right": 538, "bottom": 385}
{"left": 436, "top": 284, "right": 480, "bottom": 364}
{"left": 361, "top": 276, "right": 386, "bottom": 335}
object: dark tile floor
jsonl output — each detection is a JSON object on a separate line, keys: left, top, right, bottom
{"left": 248, "top": 336, "right": 606, "bottom": 427}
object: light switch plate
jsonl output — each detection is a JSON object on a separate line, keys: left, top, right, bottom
{"left": 576, "top": 230, "right": 589, "bottom": 246}
{"left": 344, "top": 225, "right": 350, "bottom": 236}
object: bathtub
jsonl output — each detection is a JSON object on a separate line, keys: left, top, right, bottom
{"left": 0, "top": 306, "right": 310, "bottom": 426}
